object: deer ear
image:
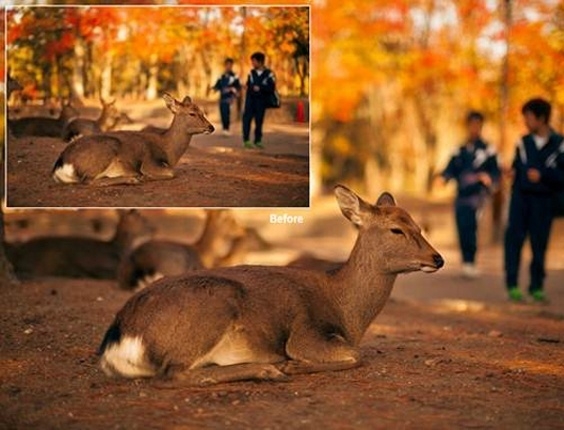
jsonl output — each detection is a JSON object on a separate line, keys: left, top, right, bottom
{"left": 163, "top": 93, "right": 180, "bottom": 113}
{"left": 376, "top": 192, "right": 396, "bottom": 207}
{"left": 334, "top": 185, "right": 371, "bottom": 227}
{"left": 182, "top": 96, "right": 192, "bottom": 104}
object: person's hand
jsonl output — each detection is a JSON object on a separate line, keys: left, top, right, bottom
{"left": 527, "top": 168, "right": 541, "bottom": 183}
{"left": 477, "top": 172, "right": 492, "bottom": 188}
{"left": 252, "top": 85, "right": 260, "bottom": 92}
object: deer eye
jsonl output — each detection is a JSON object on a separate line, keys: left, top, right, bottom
{"left": 390, "top": 228, "right": 404, "bottom": 235}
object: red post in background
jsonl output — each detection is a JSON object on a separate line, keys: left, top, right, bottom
{"left": 296, "top": 100, "right": 306, "bottom": 123}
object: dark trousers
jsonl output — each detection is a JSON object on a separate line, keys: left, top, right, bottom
{"left": 219, "top": 101, "right": 231, "bottom": 131}
{"left": 242, "top": 98, "right": 266, "bottom": 143}
{"left": 455, "top": 204, "right": 478, "bottom": 264}
{"left": 504, "top": 191, "right": 554, "bottom": 291}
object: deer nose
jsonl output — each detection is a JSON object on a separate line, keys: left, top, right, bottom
{"left": 207, "top": 124, "right": 215, "bottom": 133}
{"left": 433, "top": 254, "right": 444, "bottom": 269}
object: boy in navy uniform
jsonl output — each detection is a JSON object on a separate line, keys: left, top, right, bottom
{"left": 212, "top": 58, "right": 241, "bottom": 136}
{"left": 242, "top": 52, "right": 276, "bottom": 149}
{"left": 440, "top": 111, "right": 500, "bottom": 278}
{"left": 504, "top": 98, "right": 564, "bottom": 303}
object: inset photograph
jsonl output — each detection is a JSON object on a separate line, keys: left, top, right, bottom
{"left": 5, "top": 5, "right": 310, "bottom": 207}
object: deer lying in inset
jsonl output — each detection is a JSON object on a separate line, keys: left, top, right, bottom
{"left": 9, "top": 100, "right": 79, "bottom": 138}
{"left": 52, "top": 94, "right": 214, "bottom": 186}
{"left": 99, "top": 185, "right": 444, "bottom": 385}
{"left": 61, "top": 98, "right": 123, "bottom": 142}
{"left": 117, "top": 210, "right": 246, "bottom": 290}
{"left": 6, "top": 210, "right": 154, "bottom": 279}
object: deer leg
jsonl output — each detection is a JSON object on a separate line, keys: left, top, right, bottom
{"left": 281, "top": 321, "right": 360, "bottom": 375}
{"left": 90, "top": 176, "right": 142, "bottom": 187}
{"left": 158, "top": 363, "right": 289, "bottom": 387}
{"left": 140, "top": 161, "right": 175, "bottom": 181}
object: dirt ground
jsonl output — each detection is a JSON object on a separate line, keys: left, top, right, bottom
{"left": 1, "top": 275, "right": 563, "bottom": 430}
{"left": 1, "top": 193, "right": 563, "bottom": 429}
{"left": 6, "top": 101, "right": 309, "bottom": 208}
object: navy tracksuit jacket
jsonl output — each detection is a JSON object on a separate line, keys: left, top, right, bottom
{"left": 504, "top": 131, "right": 564, "bottom": 291}
{"left": 212, "top": 71, "right": 241, "bottom": 131}
{"left": 242, "top": 68, "right": 275, "bottom": 143}
{"left": 441, "top": 139, "right": 501, "bottom": 264}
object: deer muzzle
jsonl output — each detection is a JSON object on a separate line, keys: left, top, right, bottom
{"left": 420, "top": 253, "right": 444, "bottom": 273}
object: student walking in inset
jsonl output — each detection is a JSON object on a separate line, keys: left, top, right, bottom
{"left": 504, "top": 98, "right": 564, "bottom": 303}
{"left": 439, "top": 111, "right": 501, "bottom": 278}
{"left": 212, "top": 58, "right": 241, "bottom": 136}
{"left": 242, "top": 52, "right": 275, "bottom": 149}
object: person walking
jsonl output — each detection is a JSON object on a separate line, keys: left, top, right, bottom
{"left": 242, "top": 52, "right": 276, "bottom": 149}
{"left": 212, "top": 58, "right": 241, "bottom": 136}
{"left": 504, "top": 98, "right": 564, "bottom": 303}
{"left": 439, "top": 111, "right": 501, "bottom": 278}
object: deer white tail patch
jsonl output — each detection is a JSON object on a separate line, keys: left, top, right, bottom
{"left": 53, "top": 163, "right": 78, "bottom": 183}
{"left": 100, "top": 335, "right": 155, "bottom": 378}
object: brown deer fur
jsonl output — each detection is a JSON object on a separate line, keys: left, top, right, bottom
{"left": 117, "top": 210, "right": 246, "bottom": 290}
{"left": 6, "top": 210, "right": 154, "bottom": 279}
{"left": 52, "top": 94, "right": 214, "bottom": 186}
{"left": 99, "top": 186, "right": 444, "bottom": 385}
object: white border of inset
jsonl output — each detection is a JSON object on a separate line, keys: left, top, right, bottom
{"left": 3, "top": 2, "right": 312, "bottom": 211}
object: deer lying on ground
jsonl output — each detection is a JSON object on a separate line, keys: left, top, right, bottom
{"left": 6, "top": 210, "right": 153, "bottom": 279}
{"left": 117, "top": 210, "right": 246, "bottom": 290}
{"left": 52, "top": 94, "right": 214, "bottom": 186}
{"left": 61, "top": 98, "right": 123, "bottom": 142}
{"left": 99, "top": 185, "right": 444, "bottom": 385}
{"left": 9, "top": 100, "right": 79, "bottom": 138}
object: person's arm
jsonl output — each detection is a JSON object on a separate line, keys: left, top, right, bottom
{"left": 233, "top": 75, "right": 242, "bottom": 92}
{"left": 263, "top": 70, "right": 276, "bottom": 93}
{"left": 539, "top": 140, "right": 564, "bottom": 189}
{"left": 478, "top": 146, "right": 501, "bottom": 190}
{"left": 441, "top": 153, "right": 458, "bottom": 183}
{"left": 212, "top": 78, "right": 221, "bottom": 92}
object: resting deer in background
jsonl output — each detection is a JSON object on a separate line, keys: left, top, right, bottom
{"left": 52, "top": 94, "right": 214, "bottom": 186}
{"left": 6, "top": 210, "right": 154, "bottom": 279}
{"left": 62, "top": 98, "right": 123, "bottom": 142}
{"left": 9, "top": 100, "right": 79, "bottom": 138}
{"left": 99, "top": 185, "right": 444, "bottom": 385}
{"left": 7, "top": 73, "right": 23, "bottom": 100}
{"left": 117, "top": 210, "right": 247, "bottom": 290}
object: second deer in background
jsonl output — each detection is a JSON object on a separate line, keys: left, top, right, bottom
{"left": 6, "top": 210, "right": 154, "bottom": 279}
{"left": 61, "top": 98, "right": 124, "bottom": 142}
{"left": 117, "top": 210, "right": 248, "bottom": 290}
{"left": 9, "top": 100, "right": 78, "bottom": 138}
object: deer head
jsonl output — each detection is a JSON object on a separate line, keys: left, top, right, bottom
{"left": 335, "top": 185, "right": 444, "bottom": 274}
{"left": 163, "top": 93, "right": 214, "bottom": 135}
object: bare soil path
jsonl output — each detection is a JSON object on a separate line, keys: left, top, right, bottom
{"left": 6, "top": 102, "right": 309, "bottom": 208}
{"left": 1, "top": 275, "right": 562, "bottom": 430}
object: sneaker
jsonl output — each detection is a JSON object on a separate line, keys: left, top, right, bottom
{"left": 530, "top": 290, "right": 549, "bottom": 304}
{"left": 461, "top": 263, "right": 480, "bottom": 279}
{"left": 507, "top": 287, "right": 524, "bottom": 302}
{"left": 254, "top": 141, "right": 264, "bottom": 149}
{"left": 222, "top": 129, "right": 231, "bottom": 136}
{"left": 243, "top": 140, "right": 254, "bottom": 149}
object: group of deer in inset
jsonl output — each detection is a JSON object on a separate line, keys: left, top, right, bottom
{"left": 7, "top": 74, "right": 214, "bottom": 186}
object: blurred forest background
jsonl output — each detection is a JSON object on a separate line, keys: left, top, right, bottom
{"left": 2, "top": 0, "right": 564, "bottom": 196}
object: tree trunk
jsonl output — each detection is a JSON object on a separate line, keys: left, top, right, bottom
{"left": 100, "top": 51, "right": 113, "bottom": 100}
{"left": 146, "top": 53, "right": 159, "bottom": 101}
{"left": 72, "top": 38, "right": 86, "bottom": 99}
{"left": 493, "top": 0, "right": 513, "bottom": 243}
